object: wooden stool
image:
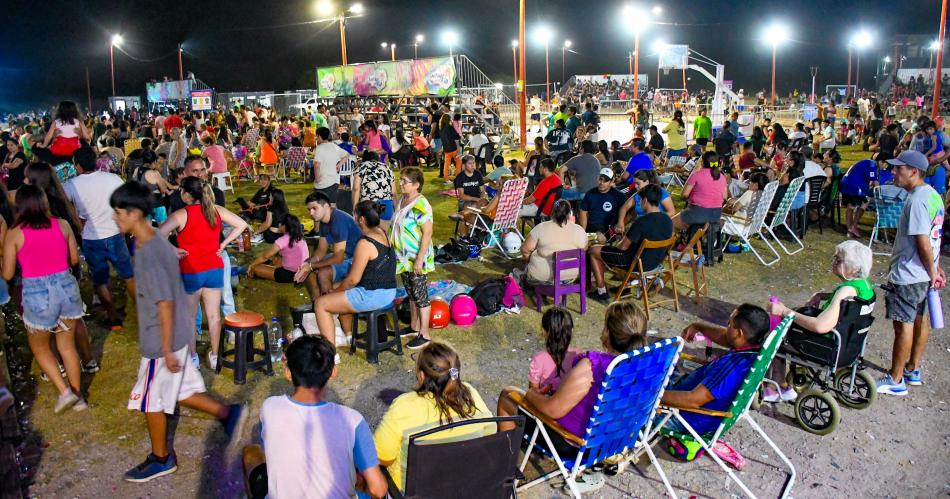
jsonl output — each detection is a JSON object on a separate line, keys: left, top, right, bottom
{"left": 217, "top": 311, "right": 273, "bottom": 384}
{"left": 349, "top": 306, "right": 402, "bottom": 364}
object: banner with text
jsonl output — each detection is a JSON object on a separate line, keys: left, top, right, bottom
{"left": 146, "top": 80, "right": 194, "bottom": 102}
{"left": 317, "top": 57, "right": 456, "bottom": 97}
{"left": 190, "top": 90, "right": 213, "bottom": 111}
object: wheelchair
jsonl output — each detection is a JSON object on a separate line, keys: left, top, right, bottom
{"left": 774, "top": 295, "right": 876, "bottom": 435}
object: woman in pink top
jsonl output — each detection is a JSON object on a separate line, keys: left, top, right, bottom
{"left": 2, "top": 185, "right": 86, "bottom": 413}
{"left": 528, "top": 307, "right": 581, "bottom": 393}
{"left": 675, "top": 151, "right": 728, "bottom": 231}
{"left": 201, "top": 135, "right": 230, "bottom": 173}
{"left": 247, "top": 214, "right": 317, "bottom": 299}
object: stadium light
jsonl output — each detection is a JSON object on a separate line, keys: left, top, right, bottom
{"left": 533, "top": 26, "right": 554, "bottom": 104}
{"left": 111, "top": 34, "right": 123, "bottom": 46}
{"left": 349, "top": 2, "right": 363, "bottom": 14}
{"left": 763, "top": 23, "right": 791, "bottom": 109}
{"left": 442, "top": 29, "right": 459, "bottom": 56}
{"left": 316, "top": 0, "right": 334, "bottom": 16}
{"left": 621, "top": 5, "right": 659, "bottom": 97}
{"left": 931, "top": 40, "right": 942, "bottom": 51}
{"left": 415, "top": 33, "right": 424, "bottom": 43}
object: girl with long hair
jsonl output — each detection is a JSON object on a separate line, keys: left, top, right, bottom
{"left": 257, "top": 128, "right": 279, "bottom": 176}
{"left": 528, "top": 307, "right": 581, "bottom": 393}
{"left": 43, "top": 101, "right": 90, "bottom": 161}
{"left": 247, "top": 213, "right": 316, "bottom": 297}
{"left": 253, "top": 189, "right": 289, "bottom": 243}
{"left": 159, "top": 177, "right": 248, "bottom": 368}
{"left": 663, "top": 109, "right": 688, "bottom": 157}
{"left": 675, "top": 150, "right": 728, "bottom": 231}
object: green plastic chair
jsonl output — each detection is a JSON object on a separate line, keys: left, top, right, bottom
{"left": 652, "top": 314, "right": 797, "bottom": 499}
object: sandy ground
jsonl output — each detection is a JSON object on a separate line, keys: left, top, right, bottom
{"left": 5, "top": 169, "right": 950, "bottom": 498}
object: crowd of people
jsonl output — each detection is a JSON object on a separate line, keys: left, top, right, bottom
{"left": 0, "top": 89, "right": 945, "bottom": 498}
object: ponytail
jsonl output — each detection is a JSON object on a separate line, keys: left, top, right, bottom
{"left": 414, "top": 342, "right": 477, "bottom": 424}
{"left": 702, "top": 151, "right": 721, "bottom": 181}
{"left": 542, "top": 307, "right": 574, "bottom": 377}
{"left": 180, "top": 176, "right": 218, "bottom": 228}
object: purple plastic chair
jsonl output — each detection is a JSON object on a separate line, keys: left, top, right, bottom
{"left": 533, "top": 249, "right": 587, "bottom": 314}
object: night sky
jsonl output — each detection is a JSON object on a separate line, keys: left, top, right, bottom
{"left": 0, "top": 0, "right": 942, "bottom": 112}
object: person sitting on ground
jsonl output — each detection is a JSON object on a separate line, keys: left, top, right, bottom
{"left": 251, "top": 189, "right": 288, "bottom": 244}
{"left": 496, "top": 301, "right": 648, "bottom": 449}
{"left": 529, "top": 307, "right": 582, "bottom": 394}
{"left": 518, "top": 200, "right": 588, "bottom": 286}
{"left": 375, "top": 341, "right": 494, "bottom": 492}
{"left": 590, "top": 185, "right": 674, "bottom": 304}
{"left": 294, "top": 190, "right": 363, "bottom": 295}
{"left": 578, "top": 167, "right": 627, "bottom": 241}
{"left": 615, "top": 169, "right": 677, "bottom": 232}
{"left": 247, "top": 214, "right": 317, "bottom": 298}
{"left": 236, "top": 175, "right": 276, "bottom": 222}
{"left": 245, "top": 335, "right": 387, "bottom": 499}
{"left": 662, "top": 303, "right": 771, "bottom": 434}
{"left": 313, "top": 201, "right": 396, "bottom": 361}
{"left": 519, "top": 158, "right": 563, "bottom": 218}
{"left": 674, "top": 151, "right": 728, "bottom": 232}
{"left": 763, "top": 240, "right": 875, "bottom": 402}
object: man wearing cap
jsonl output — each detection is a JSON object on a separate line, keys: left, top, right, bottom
{"left": 579, "top": 167, "right": 627, "bottom": 240}
{"left": 559, "top": 140, "right": 600, "bottom": 201}
{"left": 878, "top": 150, "right": 946, "bottom": 396}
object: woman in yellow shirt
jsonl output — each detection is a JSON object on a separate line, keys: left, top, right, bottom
{"left": 662, "top": 110, "right": 688, "bottom": 158}
{"left": 374, "top": 342, "right": 493, "bottom": 491}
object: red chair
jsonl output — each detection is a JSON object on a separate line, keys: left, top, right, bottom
{"left": 533, "top": 249, "right": 587, "bottom": 314}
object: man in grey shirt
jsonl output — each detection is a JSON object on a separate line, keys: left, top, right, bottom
{"left": 109, "top": 182, "right": 247, "bottom": 483}
{"left": 559, "top": 140, "right": 601, "bottom": 201}
{"left": 878, "top": 150, "right": 946, "bottom": 396}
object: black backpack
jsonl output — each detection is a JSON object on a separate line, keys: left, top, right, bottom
{"left": 469, "top": 278, "right": 507, "bottom": 316}
{"left": 434, "top": 238, "right": 470, "bottom": 264}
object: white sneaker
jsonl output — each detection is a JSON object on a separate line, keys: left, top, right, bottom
{"left": 779, "top": 387, "right": 798, "bottom": 402}
{"left": 335, "top": 327, "right": 351, "bottom": 347}
{"left": 72, "top": 398, "right": 89, "bottom": 412}
{"left": 762, "top": 387, "right": 780, "bottom": 403}
{"left": 207, "top": 352, "right": 218, "bottom": 370}
{"left": 54, "top": 390, "right": 79, "bottom": 414}
{"left": 334, "top": 353, "right": 341, "bottom": 365}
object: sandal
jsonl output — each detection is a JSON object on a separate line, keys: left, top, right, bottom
{"left": 711, "top": 440, "right": 746, "bottom": 470}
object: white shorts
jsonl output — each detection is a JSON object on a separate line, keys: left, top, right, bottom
{"left": 128, "top": 346, "right": 206, "bottom": 414}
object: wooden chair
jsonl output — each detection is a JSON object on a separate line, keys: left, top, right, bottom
{"left": 672, "top": 224, "right": 709, "bottom": 304}
{"left": 609, "top": 235, "right": 679, "bottom": 320}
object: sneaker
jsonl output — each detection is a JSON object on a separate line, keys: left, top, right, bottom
{"left": 762, "top": 386, "right": 780, "bottom": 403}
{"left": 591, "top": 291, "right": 611, "bottom": 305}
{"left": 779, "top": 386, "right": 798, "bottom": 402}
{"left": 649, "top": 278, "right": 666, "bottom": 294}
{"left": 207, "top": 352, "right": 218, "bottom": 370}
{"left": 400, "top": 328, "right": 420, "bottom": 339}
{"left": 40, "top": 363, "right": 66, "bottom": 382}
{"left": 81, "top": 360, "right": 100, "bottom": 374}
{"left": 334, "top": 327, "right": 351, "bottom": 347}
{"left": 222, "top": 404, "right": 249, "bottom": 448}
{"left": 54, "top": 390, "right": 79, "bottom": 414}
{"left": 903, "top": 368, "right": 922, "bottom": 386}
{"left": 123, "top": 453, "right": 178, "bottom": 483}
{"left": 876, "top": 374, "right": 908, "bottom": 396}
{"left": 191, "top": 353, "right": 200, "bottom": 369}
{"left": 72, "top": 398, "right": 89, "bottom": 412}
{"left": 334, "top": 353, "right": 341, "bottom": 365}
{"left": 406, "top": 336, "right": 431, "bottom": 350}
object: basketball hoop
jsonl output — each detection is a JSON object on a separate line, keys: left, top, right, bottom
{"left": 663, "top": 68, "right": 671, "bottom": 76}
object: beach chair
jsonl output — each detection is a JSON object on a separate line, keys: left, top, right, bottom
{"left": 659, "top": 155, "right": 687, "bottom": 188}
{"left": 763, "top": 176, "right": 806, "bottom": 255}
{"left": 650, "top": 314, "right": 797, "bottom": 499}
{"left": 123, "top": 137, "right": 141, "bottom": 157}
{"left": 721, "top": 181, "right": 781, "bottom": 266}
{"left": 277, "top": 146, "right": 308, "bottom": 181}
{"left": 867, "top": 186, "right": 904, "bottom": 256}
{"left": 467, "top": 177, "right": 529, "bottom": 258}
{"left": 608, "top": 235, "right": 679, "bottom": 320}
{"left": 512, "top": 337, "right": 684, "bottom": 499}
{"left": 242, "top": 127, "right": 260, "bottom": 148}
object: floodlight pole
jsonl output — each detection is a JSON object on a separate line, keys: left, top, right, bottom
{"left": 178, "top": 44, "right": 184, "bottom": 81}
{"left": 810, "top": 66, "right": 818, "bottom": 104}
{"left": 633, "top": 32, "right": 641, "bottom": 98}
{"left": 855, "top": 52, "right": 862, "bottom": 96}
{"left": 846, "top": 44, "right": 852, "bottom": 100}
{"left": 934, "top": 0, "right": 948, "bottom": 118}
{"left": 545, "top": 43, "right": 550, "bottom": 105}
{"left": 519, "top": 0, "right": 527, "bottom": 152}
{"left": 770, "top": 43, "right": 777, "bottom": 109}
{"left": 110, "top": 43, "right": 116, "bottom": 98}
{"left": 339, "top": 15, "right": 348, "bottom": 65}
{"left": 86, "top": 67, "right": 92, "bottom": 113}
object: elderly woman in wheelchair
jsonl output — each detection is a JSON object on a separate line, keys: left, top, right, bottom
{"left": 765, "top": 240, "right": 876, "bottom": 404}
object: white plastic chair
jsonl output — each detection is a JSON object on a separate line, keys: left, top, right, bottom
{"left": 212, "top": 172, "right": 233, "bottom": 193}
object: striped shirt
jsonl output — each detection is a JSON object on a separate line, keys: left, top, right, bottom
{"left": 671, "top": 350, "right": 757, "bottom": 434}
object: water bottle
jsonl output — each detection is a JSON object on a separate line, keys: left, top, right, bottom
{"left": 269, "top": 318, "right": 283, "bottom": 364}
{"left": 237, "top": 231, "right": 245, "bottom": 252}
{"left": 694, "top": 333, "right": 714, "bottom": 358}
{"left": 768, "top": 296, "right": 782, "bottom": 331}
{"left": 928, "top": 288, "right": 944, "bottom": 329}
{"left": 289, "top": 326, "right": 304, "bottom": 342}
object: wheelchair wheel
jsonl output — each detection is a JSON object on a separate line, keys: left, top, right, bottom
{"left": 794, "top": 389, "right": 840, "bottom": 435}
{"left": 787, "top": 365, "right": 813, "bottom": 394}
{"left": 833, "top": 369, "right": 876, "bottom": 410}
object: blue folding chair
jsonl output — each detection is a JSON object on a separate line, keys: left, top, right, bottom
{"left": 511, "top": 337, "right": 683, "bottom": 498}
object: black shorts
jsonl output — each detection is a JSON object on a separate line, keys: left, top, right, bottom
{"left": 263, "top": 230, "right": 281, "bottom": 244}
{"left": 696, "top": 138, "right": 709, "bottom": 146}
{"left": 314, "top": 184, "right": 339, "bottom": 205}
{"left": 600, "top": 245, "right": 634, "bottom": 269}
{"left": 274, "top": 267, "right": 296, "bottom": 284}
{"left": 841, "top": 193, "right": 868, "bottom": 208}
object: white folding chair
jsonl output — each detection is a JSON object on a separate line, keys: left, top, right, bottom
{"left": 721, "top": 181, "right": 781, "bottom": 266}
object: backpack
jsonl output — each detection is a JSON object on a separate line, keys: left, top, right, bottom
{"left": 434, "top": 238, "right": 470, "bottom": 264}
{"left": 469, "top": 278, "right": 507, "bottom": 316}
{"left": 501, "top": 275, "right": 525, "bottom": 309}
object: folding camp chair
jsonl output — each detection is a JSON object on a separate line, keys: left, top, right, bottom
{"left": 763, "top": 176, "right": 806, "bottom": 255}
{"left": 475, "top": 142, "right": 496, "bottom": 174}
{"left": 659, "top": 156, "right": 687, "bottom": 188}
{"left": 648, "top": 314, "right": 797, "bottom": 499}
{"left": 867, "top": 186, "right": 904, "bottom": 256}
{"left": 671, "top": 224, "right": 708, "bottom": 304}
{"left": 243, "top": 127, "right": 260, "bottom": 148}
{"left": 123, "top": 137, "right": 141, "bottom": 157}
{"left": 608, "top": 235, "right": 679, "bottom": 320}
{"left": 721, "top": 181, "right": 781, "bottom": 266}
{"left": 387, "top": 416, "right": 525, "bottom": 499}
{"left": 278, "top": 146, "right": 308, "bottom": 182}
{"left": 467, "top": 177, "right": 529, "bottom": 258}
{"left": 512, "top": 337, "right": 684, "bottom": 499}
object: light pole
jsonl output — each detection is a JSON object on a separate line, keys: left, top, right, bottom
{"left": 764, "top": 23, "right": 790, "bottom": 109}
{"left": 652, "top": 40, "right": 666, "bottom": 93}
{"left": 511, "top": 40, "right": 519, "bottom": 89}
{"left": 178, "top": 43, "right": 184, "bottom": 80}
{"left": 442, "top": 30, "right": 459, "bottom": 58}
{"left": 534, "top": 26, "right": 553, "bottom": 104}
{"left": 810, "top": 66, "right": 819, "bottom": 104}
{"left": 110, "top": 34, "right": 123, "bottom": 97}
{"left": 930, "top": 40, "right": 941, "bottom": 84}
{"left": 622, "top": 5, "right": 660, "bottom": 99}
{"left": 848, "top": 30, "right": 871, "bottom": 99}
{"left": 561, "top": 40, "right": 572, "bottom": 85}
{"left": 381, "top": 42, "right": 395, "bottom": 61}
{"left": 316, "top": 1, "right": 364, "bottom": 66}
{"left": 414, "top": 34, "right": 424, "bottom": 59}
{"left": 934, "top": 0, "right": 948, "bottom": 119}
{"left": 519, "top": 0, "right": 527, "bottom": 152}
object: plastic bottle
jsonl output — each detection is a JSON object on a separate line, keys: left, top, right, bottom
{"left": 694, "top": 333, "right": 714, "bottom": 358}
{"left": 241, "top": 229, "right": 252, "bottom": 252}
{"left": 269, "top": 318, "right": 284, "bottom": 364}
{"left": 290, "top": 326, "right": 304, "bottom": 341}
{"left": 768, "top": 296, "right": 782, "bottom": 331}
{"left": 237, "top": 232, "right": 245, "bottom": 252}
{"left": 928, "top": 288, "right": 944, "bottom": 329}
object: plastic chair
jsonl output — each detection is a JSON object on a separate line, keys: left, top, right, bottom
{"left": 349, "top": 305, "right": 402, "bottom": 364}
{"left": 533, "top": 249, "right": 587, "bottom": 314}
{"left": 212, "top": 172, "right": 234, "bottom": 193}
{"left": 475, "top": 142, "right": 496, "bottom": 174}
{"left": 216, "top": 312, "right": 274, "bottom": 385}
{"left": 804, "top": 176, "right": 827, "bottom": 235}
{"left": 609, "top": 235, "right": 679, "bottom": 321}
{"left": 512, "top": 337, "right": 684, "bottom": 499}
{"left": 387, "top": 416, "right": 525, "bottom": 499}
{"left": 338, "top": 155, "right": 356, "bottom": 188}
{"left": 721, "top": 181, "right": 781, "bottom": 266}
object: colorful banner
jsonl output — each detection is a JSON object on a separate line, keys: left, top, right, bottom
{"left": 191, "top": 90, "right": 213, "bottom": 111}
{"left": 146, "top": 80, "right": 194, "bottom": 102}
{"left": 317, "top": 57, "right": 456, "bottom": 97}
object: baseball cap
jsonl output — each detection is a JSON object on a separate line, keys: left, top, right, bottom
{"left": 886, "top": 150, "right": 929, "bottom": 171}
{"left": 599, "top": 167, "right": 614, "bottom": 180}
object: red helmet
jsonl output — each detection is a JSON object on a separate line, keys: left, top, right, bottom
{"left": 429, "top": 299, "right": 450, "bottom": 329}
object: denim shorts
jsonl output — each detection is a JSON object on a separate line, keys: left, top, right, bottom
{"left": 433, "top": 138, "right": 443, "bottom": 152}
{"left": 22, "top": 271, "right": 84, "bottom": 331}
{"left": 82, "top": 233, "right": 134, "bottom": 287}
{"left": 181, "top": 268, "right": 224, "bottom": 294}
{"left": 330, "top": 258, "right": 353, "bottom": 282}
{"left": 345, "top": 287, "right": 397, "bottom": 313}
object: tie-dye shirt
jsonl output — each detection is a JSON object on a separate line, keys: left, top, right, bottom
{"left": 391, "top": 195, "right": 435, "bottom": 274}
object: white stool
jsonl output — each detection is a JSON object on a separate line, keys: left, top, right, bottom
{"left": 212, "top": 172, "right": 234, "bottom": 193}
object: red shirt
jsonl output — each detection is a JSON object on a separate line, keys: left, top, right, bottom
{"left": 164, "top": 115, "right": 184, "bottom": 131}
{"left": 177, "top": 205, "right": 223, "bottom": 274}
{"left": 737, "top": 151, "right": 757, "bottom": 172}
{"left": 532, "top": 174, "right": 564, "bottom": 216}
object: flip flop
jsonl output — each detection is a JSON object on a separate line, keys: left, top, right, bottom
{"left": 711, "top": 440, "right": 746, "bottom": 471}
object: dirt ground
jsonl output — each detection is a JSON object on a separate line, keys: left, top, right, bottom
{"left": 6, "top": 155, "right": 950, "bottom": 498}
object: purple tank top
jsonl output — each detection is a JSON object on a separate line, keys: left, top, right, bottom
{"left": 557, "top": 351, "right": 617, "bottom": 438}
